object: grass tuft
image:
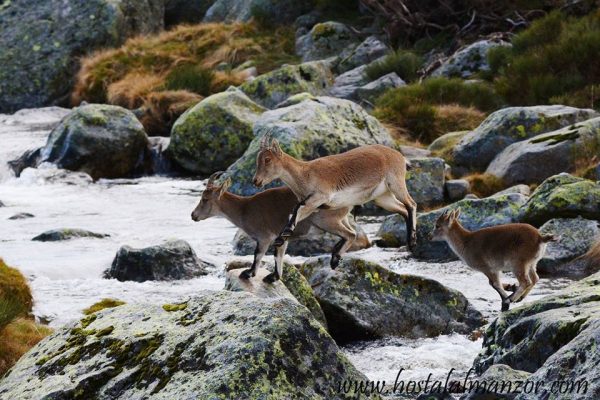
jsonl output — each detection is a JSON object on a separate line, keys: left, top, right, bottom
{"left": 82, "top": 299, "right": 126, "bottom": 315}
{"left": 365, "top": 49, "right": 423, "bottom": 82}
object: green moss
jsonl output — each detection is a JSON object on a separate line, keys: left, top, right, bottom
{"left": 162, "top": 303, "right": 188, "bottom": 312}
{"left": 80, "top": 314, "right": 97, "bottom": 329}
{"left": 95, "top": 326, "right": 114, "bottom": 337}
{"left": 0, "top": 259, "right": 33, "bottom": 329}
{"left": 82, "top": 298, "right": 125, "bottom": 315}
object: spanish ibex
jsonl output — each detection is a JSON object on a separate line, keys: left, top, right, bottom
{"left": 253, "top": 136, "right": 417, "bottom": 258}
{"left": 191, "top": 172, "right": 365, "bottom": 283}
{"left": 431, "top": 209, "right": 555, "bottom": 311}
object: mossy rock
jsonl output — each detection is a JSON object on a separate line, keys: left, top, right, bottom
{"left": 0, "top": 0, "right": 164, "bottom": 113}
{"left": 32, "top": 228, "right": 110, "bottom": 242}
{"left": 203, "top": 0, "right": 313, "bottom": 24}
{"left": 428, "top": 130, "right": 469, "bottom": 163}
{"left": 299, "top": 256, "right": 484, "bottom": 343}
{"left": 405, "top": 157, "right": 445, "bottom": 207}
{"left": 295, "top": 21, "right": 359, "bottom": 62}
{"left": 519, "top": 173, "right": 600, "bottom": 226}
{"left": 0, "top": 259, "right": 33, "bottom": 329}
{"left": 240, "top": 61, "right": 333, "bottom": 109}
{"left": 379, "top": 193, "right": 528, "bottom": 260}
{"left": 431, "top": 39, "right": 511, "bottom": 79}
{"left": 40, "top": 104, "right": 149, "bottom": 180}
{"left": 0, "top": 291, "right": 374, "bottom": 399}
{"left": 452, "top": 106, "right": 599, "bottom": 173}
{"left": 223, "top": 96, "right": 394, "bottom": 195}
{"left": 167, "top": 88, "right": 266, "bottom": 174}
{"left": 474, "top": 270, "right": 600, "bottom": 382}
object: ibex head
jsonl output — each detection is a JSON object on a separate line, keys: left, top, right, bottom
{"left": 191, "top": 171, "right": 231, "bottom": 221}
{"left": 253, "top": 132, "right": 283, "bottom": 188}
{"left": 430, "top": 208, "right": 461, "bottom": 241}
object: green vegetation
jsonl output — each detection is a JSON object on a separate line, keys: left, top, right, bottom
{"left": 374, "top": 77, "right": 499, "bottom": 142}
{"left": 82, "top": 298, "right": 126, "bottom": 315}
{"left": 488, "top": 10, "right": 600, "bottom": 108}
{"left": 165, "top": 64, "right": 215, "bottom": 96}
{"left": 0, "top": 259, "right": 51, "bottom": 376}
{"left": 365, "top": 49, "right": 423, "bottom": 82}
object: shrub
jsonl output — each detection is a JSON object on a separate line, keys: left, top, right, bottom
{"left": 0, "top": 259, "right": 33, "bottom": 330}
{"left": 365, "top": 50, "right": 423, "bottom": 82}
{"left": 72, "top": 22, "right": 297, "bottom": 106}
{"left": 82, "top": 298, "right": 126, "bottom": 315}
{"left": 464, "top": 173, "right": 506, "bottom": 198}
{"left": 490, "top": 10, "right": 600, "bottom": 108}
{"left": 0, "top": 318, "right": 51, "bottom": 376}
{"left": 373, "top": 77, "right": 500, "bottom": 142}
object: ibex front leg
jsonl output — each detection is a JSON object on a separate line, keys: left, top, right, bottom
{"left": 274, "top": 195, "right": 319, "bottom": 247}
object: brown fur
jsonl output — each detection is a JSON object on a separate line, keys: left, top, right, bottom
{"left": 191, "top": 173, "right": 366, "bottom": 282}
{"left": 431, "top": 209, "right": 550, "bottom": 311}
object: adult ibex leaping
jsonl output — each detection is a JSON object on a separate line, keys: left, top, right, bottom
{"left": 252, "top": 136, "right": 417, "bottom": 262}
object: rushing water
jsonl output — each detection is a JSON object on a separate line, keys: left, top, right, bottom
{"left": 0, "top": 108, "right": 573, "bottom": 395}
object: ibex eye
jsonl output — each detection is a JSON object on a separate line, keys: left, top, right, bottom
{"left": 265, "top": 158, "right": 271, "bottom": 164}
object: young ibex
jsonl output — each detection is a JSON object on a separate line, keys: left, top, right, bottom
{"left": 253, "top": 137, "right": 417, "bottom": 258}
{"left": 191, "top": 172, "right": 362, "bottom": 283}
{"left": 431, "top": 209, "right": 555, "bottom": 311}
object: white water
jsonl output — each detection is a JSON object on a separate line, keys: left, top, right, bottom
{"left": 0, "top": 108, "right": 573, "bottom": 393}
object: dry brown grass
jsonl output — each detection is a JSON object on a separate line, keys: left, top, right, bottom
{"left": 464, "top": 173, "right": 506, "bottom": 198}
{"left": 434, "top": 105, "right": 486, "bottom": 136}
{"left": 71, "top": 22, "right": 297, "bottom": 107}
{"left": 0, "top": 318, "right": 51, "bottom": 376}
{"left": 139, "top": 90, "right": 203, "bottom": 136}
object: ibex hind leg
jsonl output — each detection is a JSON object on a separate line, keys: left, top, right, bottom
{"left": 264, "top": 241, "right": 289, "bottom": 283}
{"left": 274, "top": 199, "right": 306, "bottom": 247}
{"left": 241, "top": 240, "right": 269, "bottom": 280}
{"left": 312, "top": 214, "right": 356, "bottom": 269}
{"left": 385, "top": 176, "right": 417, "bottom": 251}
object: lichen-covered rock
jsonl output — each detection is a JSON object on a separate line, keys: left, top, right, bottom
{"left": 379, "top": 193, "right": 527, "bottom": 259}
{"left": 275, "top": 92, "right": 316, "bottom": 108}
{"left": 0, "top": 0, "right": 164, "bottom": 113}
{"left": 354, "top": 72, "right": 406, "bottom": 103}
{"left": 299, "top": 256, "right": 484, "bottom": 342}
{"left": 223, "top": 96, "right": 394, "bottom": 195}
{"left": 167, "top": 89, "right": 265, "bottom": 174}
{"left": 494, "top": 184, "right": 531, "bottom": 197}
{"left": 32, "top": 228, "right": 109, "bottom": 242}
{"left": 452, "top": 106, "right": 599, "bottom": 173}
{"left": 486, "top": 117, "right": 600, "bottom": 185}
{"left": 240, "top": 61, "right": 333, "bottom": 109}
{"left": 233, "top": 223, "right": 370, "bottom": 257}
{"left": 296, "top": 21, "right": 358, "bottom": 62}
{"left": 474, "top": 270, "right": 600, "bottom": 381}
{"left": 405, "top": 157, "right": 446, "bottom": 207}
{"left": 428, "top": 130, "right": 469, "bottom": 163}
{"left": 105, "top": 240, "right": 211, "bottom": 282}
{"left": 519, "top": 173, "right": 600, "bottom": 226}
{"left": 328, "top": 64, "right": 370, "bottom": 99}
{"left": 459, "top": 364, "right": 532, "bottom": 400}
{"left": 165, "top": 0, "right": 215, "bottom": 25}
{"left": 431, "top": 39, "right": 511, "bottom": 79}
{"left": 537, "top": 217, "right": 600, "bottom": 276}
{"left": 226, "top": 262, "right": 328, "bottom": 327}
{"left": 445, "top": 179, "right": 470, "bottom": 201}
{"left": 40, "top": 104, "right": 149, "bottom": 180}
{"left": 203, "top": 0, "right": 313, "bottom": 24}
{"left": 0, "top": 291, "right": 373, "bottom": 399}
{"left": 336, "top": 36, "right": 390, "bottom": 73}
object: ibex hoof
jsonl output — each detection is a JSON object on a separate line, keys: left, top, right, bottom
{"left": 330, "top": 255, "right": 341, "bottom": 269}
{"left": 408, "top": 232, "right": 417, "bottom": 251}
{"left": 501, "top": 300, "right": 510, "bottom": 312}
{"left": 263, "top": 272, "right": 279, "bottom": 284}
{"left": 239, "top": 269, "right": 254, "bottom": 280}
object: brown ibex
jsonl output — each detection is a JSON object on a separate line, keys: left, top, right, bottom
{"left": 430, "top": 209, "right": 555, "bottom": 311}
{"left": 191, "top": 172, "right": 365, "bottom": 283}
{"left": 252, "top": 137, "right": 417, "bottom": 254}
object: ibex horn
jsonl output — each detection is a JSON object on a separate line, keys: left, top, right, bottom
{"left": 207, "top": 171, "right": 225, "bottom": 187}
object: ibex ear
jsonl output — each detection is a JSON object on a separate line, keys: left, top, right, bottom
{"left": 218, "top": 178, "right": 232, "bottom": 199}
{"left": 270, "top": 138, "right": 282, "bottom": 156}
{"left": 454, "top": 208, "right": 461, "bottom": 220}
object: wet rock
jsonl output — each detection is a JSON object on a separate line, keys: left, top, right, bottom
{"left": 336, "top": 36, "right": 390, "bottom": 73}
{"left": 354, "top": 72, "right": 406, "bottom": 104}
{"left": 0, "top": 0, "right": 164, "bottom": 113}
{"left": 296, "top": 21, "right": 358, "bottom": 62}
{"left": 445, "top": 179, "right": 470, "bottom": 201}
{"left": 494, "top": 184, "right": 531, "bottom": 197}
{"left": 487, "top": 117, "right": 600, "bottom": 185}
{"left": 240, "top": 61, "right": 333, "bottom": 109}
{"left": 226, "top": 262, "right": 327, "bottom": 327}
{"left": 0, "top": 200, "right": 4, "bottom": 207}
{"left": 406, "top": 157, "right": 446, "bottom": 207}
{"left": 299, "top": 256, "right": 484, "bottom": 343}
{"left": 474, "top": 270, "right": 600, "bottom": 382}
{"left": 203, "top": 0, "right": 313, "bottom": 24}
{"left": 105, "top": 240, "right": 211, "bottom": 282}
{"left": 519, "top": 173, "right": 600, "bottom": 226}
{"left": 32, "top": 228, "right": 109, "bottom": 241}
{"left": 8, "top": 148, "right": 42, "bottom": 178}
{"left": 379, "top": 193, "right": 527, "bottom": 259}
{"left": 0, "top": 291, "right": 372, "bottom": 399}
{"left": 165, "top": 0, "right": 214, "bottom": 25}
{"left": 19, "top": 164, "right": 94, "bottom": 185}
{"left": 223, "top": 96, "right": 393, "bottom": 195}
{"left": 232, "top": 222, "right": 370, "bottom": 257}
{"left": 147, "top": 137, "right": 177, "bottom": 176}
{"left": 168, "top": 89, "right": 266, "bottom": 174}
{"left": 431, "top": 39, "right": 511, "bottom": 79}
{"left": 452, "top": 106, "right": 598, "bottom": 173}
{"left": 537, "top": 217, "right": 600, "bottom": 276}
{"left": 459, "top": 364, "right": 531, "bottom": 400}
{"left": 40, "top": 104, "right": 149, "bottom": 180}
{"left": 8, "top": 213, "right": 34, "bottom": 220}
